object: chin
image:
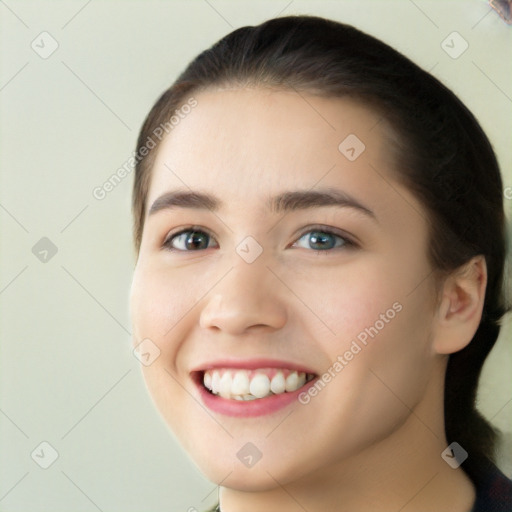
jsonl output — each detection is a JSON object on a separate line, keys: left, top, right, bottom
{"left": 210, "top": 466, "right": 295, "bottom": 492}
{"left": 190, "top": 448, "right": 314, "bottom": 491}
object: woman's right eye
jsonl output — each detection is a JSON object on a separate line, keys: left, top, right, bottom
{"left": 163, "top": 229, "right": 218, "bottom": 251}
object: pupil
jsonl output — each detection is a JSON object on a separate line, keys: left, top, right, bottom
{"left": 310, "top": 231, "right": 334, "bottom": 250}
{"left": 187, "top": 231, "right": 208, "bottom": 250}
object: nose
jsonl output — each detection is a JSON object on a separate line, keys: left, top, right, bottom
{"left": 199, "top": 261, "right": 288, "bottom": 335}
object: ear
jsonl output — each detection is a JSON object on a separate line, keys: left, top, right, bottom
{"left": 433, "top": 255, "right": 487, "bottom": 355}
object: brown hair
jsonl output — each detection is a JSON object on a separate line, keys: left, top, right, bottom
{"left": 132, "top": 15, "right": 509, "bottom": 477}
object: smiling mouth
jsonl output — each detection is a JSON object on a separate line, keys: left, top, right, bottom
{"left": 200, "top": 368, "right": 317, "bottom": 401}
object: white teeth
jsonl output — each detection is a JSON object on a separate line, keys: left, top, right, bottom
{"left": 203, "top": 371, "right": 212, "bottom": 390}
{"left": 270, "top": 371, "right": 286, "bottom": 394}
{"left": 211, "top": 370, "right": 221, "bottom": 394}
{"left": 285, "top": 371, "right": 299, "bottom": 392}
{"left": 202, "top": 368, "right": 313, "bottom": 400}
{"left": 231, "top": 371, "right": 250, "bottom": 395}
{"left": 219, "top": 372, "right": 232, "bottom": 398}
{"left": 284, "top": 371, "right": 307, "bottom": 391}
{"left": 249, "top": 374, "right": 271, "bottom": 398}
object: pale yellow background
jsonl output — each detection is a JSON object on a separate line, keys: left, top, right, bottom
{"left": 1, "top": 1, "right": 510, "bottom": 511}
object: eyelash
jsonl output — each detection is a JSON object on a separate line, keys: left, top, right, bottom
{"left": 162, "top": 225, "right": 357, "bottom": 254}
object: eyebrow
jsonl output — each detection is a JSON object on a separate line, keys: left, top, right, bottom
{"left": 148, "top": 188, "right": 376, "bottom": 220}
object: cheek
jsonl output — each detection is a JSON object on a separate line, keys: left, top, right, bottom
{"left": 130, "top": 263, "right": 203, "bottom": 433}
{"left": 300, "top": 296, "right": 434, "bottom": 464}
{"left": 130, "top": 261, "right": 200, "bottom": 345}
{"left": 314, "top": 247, "right": 433, "bottom": 345}
{"left": 130, "top": 259, "right": 218, "bottom": 396}
{"left": 363, "top": 287, "right": 436, "bottom": 409}
{"left": 286, "top": 254, "right": 408, "bottom": 345}
{"left": 325, "top": 279, "right": 435, "bottom": 428}
{"left": 289, "top": 252, "right": 435, "bottom": 416}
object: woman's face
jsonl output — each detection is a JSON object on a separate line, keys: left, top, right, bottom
{"left": 130, "top": 88, "right": 441, "bottom": 489}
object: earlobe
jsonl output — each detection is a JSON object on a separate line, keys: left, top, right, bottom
{"left": 433, "top": 256, "right": 487, "bottom": 355}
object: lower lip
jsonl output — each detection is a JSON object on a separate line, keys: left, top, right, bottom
{"left": 194, "top": 375, "right": 318, "bottom": 417}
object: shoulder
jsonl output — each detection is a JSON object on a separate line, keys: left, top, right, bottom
{"left": 469, "top": 458, "right": 512, "bottom": 512}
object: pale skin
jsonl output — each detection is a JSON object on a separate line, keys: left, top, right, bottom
{"left": 130, "top": 88, "right": 487, "bottom": 511}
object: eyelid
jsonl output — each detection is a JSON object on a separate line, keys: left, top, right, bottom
{"left": 163, "top": 225, "right": 211, "bottom": 242}
{"left": 292, "top": 224, "right": 359, "bottom": 248}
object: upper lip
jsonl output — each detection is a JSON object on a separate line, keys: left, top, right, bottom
{"left": 190, "top": 358, "right": 318, "bottom": 375}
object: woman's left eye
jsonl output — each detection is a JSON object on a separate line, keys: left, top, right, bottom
{"left": 293, "top": 229, "right": 352, "bottom": 251}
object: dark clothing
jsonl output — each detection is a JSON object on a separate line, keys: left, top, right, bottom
{"left": 469, "top": 459, "right": 512, "bottom": 511}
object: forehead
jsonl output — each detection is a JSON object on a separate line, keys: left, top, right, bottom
{"left": 147, "top": 87, "right": 395, "bottom": 210}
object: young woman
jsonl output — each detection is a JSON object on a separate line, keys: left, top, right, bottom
{"left": 129, "top": 15, "right": 511, "bottom": 512}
